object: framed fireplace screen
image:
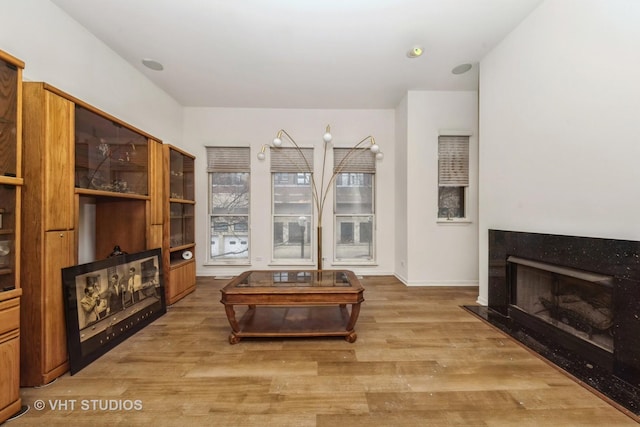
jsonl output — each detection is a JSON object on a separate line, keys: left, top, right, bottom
{"left": 62, "top": 248, "right": 166, "bottom": 375}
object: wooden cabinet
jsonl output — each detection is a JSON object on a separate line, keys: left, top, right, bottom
{"left": 0, "top": 49, "right": 23, "bottom": 424}
{"left": 163, "top": 145, "right": 196, "bottom": 304}
{"left": 0, "top": 298, "right": 20, "bottom": 422}
{"left": 21, "top": 82, "right": 163, "bottom": 386}
{"left": 21, "top": 84, "right": 76, "bottom": 386}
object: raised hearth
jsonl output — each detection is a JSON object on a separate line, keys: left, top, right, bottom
{"left": 467, "top": 229, "right": 640, "bottom": 418}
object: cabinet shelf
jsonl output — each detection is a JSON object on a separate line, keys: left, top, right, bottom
{"left": 169, "top": 258, "right": 194, "bottom": 269}
{"left": 75, "top": 187, "right": 151, "bottom": 200}
{"left": 0, "top": 268, "right": 12, "bottom": 276}
{"left": 169, "top": 243, "right": 195, "bottom": 253}
{"left": 0, "top": 287, "right": 21, "bottom": 300}
{"left": 169, "top": 198, "right": 196, "bottom": 204}
{"left": 0, "top": 177, "right": 23, "bottom": 186}
{"left": 169, "top": 244, "right": 195, "bottom": 268}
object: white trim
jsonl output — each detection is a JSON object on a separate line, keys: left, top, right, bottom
{"left": 438, "top": 129, "right": 473, "bottom": 136}
{"left": 203, "top": 261, "right": 251, "bottom": 267}
{"left": 394, "top": 272, "right": 409, "bottom": 285}
{"left": 393, "top": 273, "right": 479, "bottom": 287}
{"left": 268, "top": 261, "right": 316, "bottom": 268}
{"left": 436, "top": 219, "right": 473, "bottom": 224}
{"left": 331, "top": 261, "right": 378, "bottom": 267}
{"left": 403, "top": 279, "right": 479, "bottom": 287}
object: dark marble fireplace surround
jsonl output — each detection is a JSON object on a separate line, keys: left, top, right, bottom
{"left": 467, "top": 229, "right": 640, "bottom": 417}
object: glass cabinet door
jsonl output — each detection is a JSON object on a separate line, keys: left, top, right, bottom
{"left": 0, "top": 186, "right": 16, "bottom": 291}
{"left": 169, "top": 202, "right": 195, "bottom": 248}
{"left": 169, "top": 149, "right": 194, "bottom": 201}
{"left": 74, "top": 105, "right": 149, "bottom": 195}
{"left": 0, "top": 59, "right": 18, "bottom": 178}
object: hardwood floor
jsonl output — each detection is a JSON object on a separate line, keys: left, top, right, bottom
{"left": 9, "top": 276, "right": 638, "bottom": 426}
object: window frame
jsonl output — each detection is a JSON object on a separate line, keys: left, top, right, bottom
{"left": 332, "top": 148, "right": 377, "bottom": 265}
{"left": 206, "top": 147, "right": 251, "bottom": 265}
{"left": 437, "top": 134, "right": 470, "bottom": 222}
{"left": 270, "top": 148, "right": 315, "bottom": 265}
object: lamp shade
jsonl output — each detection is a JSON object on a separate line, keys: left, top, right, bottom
{"left": 273, "top": 137, "right": 282, "bottom": 147}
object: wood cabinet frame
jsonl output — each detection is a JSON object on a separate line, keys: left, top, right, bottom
{"left": 20, "top": 82, "right": 163, "bottom": 386}
{"left": 0, "top": 48, "right": 24, "bottom": 424}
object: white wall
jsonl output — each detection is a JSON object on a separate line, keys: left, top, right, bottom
{"left": 478, "top": 0, "right": 640, "bottom": 304}
{"left": 0, "top": 0, "right": 183, "bottom": 144}
{"left": 402, "top": 91, "right": 479, "bottom": 286}
{"left": 1, "top": 0, "right": 484, "bottom": 286}
{"left": 2, "top": 0, "right": 183, "bottom": 266}
{"left": 394, "top": 95, "right": 409, "bottom": 282}
{"left": 183, "top": 108, "right": 396, "bottom": 277}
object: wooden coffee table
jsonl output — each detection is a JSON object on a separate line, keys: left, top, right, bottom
{"left": 220, "top": 270, "right": 364, "bottom": 344}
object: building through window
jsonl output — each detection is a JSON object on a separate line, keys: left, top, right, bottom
{"left": 333, "top": 148, "right": 376, "bottom": 263}
{"left": 438, "top": 135, "right": 469, "bottom": 219}
{"left": 271, "top": 147, "right": 313, "bottom": 263}
{"left": 206, "top": 147, "right": 250, "bottom": 263}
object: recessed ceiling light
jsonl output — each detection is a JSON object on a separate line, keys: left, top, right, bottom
{"left": 142, "top": 58, "right": 164, "bottom": 71}
{"left": 452, "top": 63, "right": 472, "bottom": 75}
{"left": 407, "top": 46, "right": 424, "bottom": 58}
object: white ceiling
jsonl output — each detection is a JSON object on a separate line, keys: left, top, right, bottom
{"left": 50, "top": 0, "right": 542, "bottom": 109}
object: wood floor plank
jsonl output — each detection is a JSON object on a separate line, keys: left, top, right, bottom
{"left": 10, "top": 276, "right": 638, "bottom": 426}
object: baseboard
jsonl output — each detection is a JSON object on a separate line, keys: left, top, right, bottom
{"left": 403, "top": 279, "right": 478, "bottom": 287}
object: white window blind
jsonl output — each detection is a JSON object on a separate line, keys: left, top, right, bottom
{"left": 438, "top": 136, "right": 469, "bottom": 187}
{"left": 206, "top": 147, "right": 250, "bottom": 172}
{"left": 270, "top": 148, "right": 314, "bottom": 173}
{"left": 333, "top": 148, "right": 376, "bottom": 173}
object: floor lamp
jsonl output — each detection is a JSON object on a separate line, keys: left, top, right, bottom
{"left": 257, "top": 125, "right": 383, "bottom": 270}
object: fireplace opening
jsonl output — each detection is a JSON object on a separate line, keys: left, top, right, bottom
{"left": 508, "top": 256, "right": 614, "bottom": 354}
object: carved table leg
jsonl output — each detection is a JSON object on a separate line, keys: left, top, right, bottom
{"left": 346, "top": 302, "right": 362, "bottom": 331}
{"left": 224, "top": 305, "right": 243, "bottom": 344}
{"left": 224, "top": 305, "right": 240, "bottom": 331}
{"left": 341, "top": 303, "right": 362, "bottom": 343}
{"left": 228, "top": 333, "right": 241, "bottom": 345}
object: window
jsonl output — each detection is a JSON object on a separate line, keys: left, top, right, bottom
{"left": 271, "top": 148, "right": 313, "bottom": 263}
{"left": 333, "top": 148, "right": 376, "bottom": 263}
{"left": 206, "top": 147, "right": 250, "bottom": 263}
{"left": 438, "top": 135, "right": 469, "bottom": 219}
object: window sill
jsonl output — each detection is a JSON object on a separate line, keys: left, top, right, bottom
{"left": 204, "top": 260, "right": 251, "bottom": 266}
{"left": 331, "top": 261, "right": 378, "bottom": 267}
{"left": 437, "top": 219, "right": 473, "bottom": 224}
{"left": 268, "top": 261, "right": 317, "bottom": 268}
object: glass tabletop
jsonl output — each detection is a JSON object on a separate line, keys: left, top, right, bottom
{"left": 235, "top": 270, "right": 354, "bottom": 288}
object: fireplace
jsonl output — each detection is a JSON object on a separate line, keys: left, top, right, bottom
{"left": 466, "top": 230, "right": 640, "bottom": 418}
